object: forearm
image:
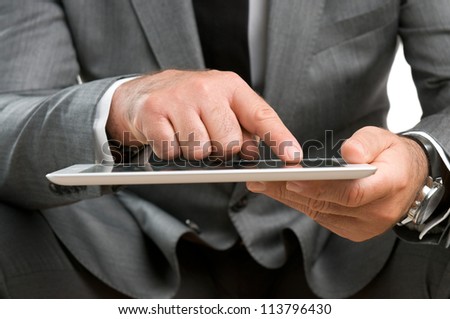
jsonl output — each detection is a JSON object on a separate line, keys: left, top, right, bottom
{"left": 0, "top": 78, "right": 120, "bottom": 209}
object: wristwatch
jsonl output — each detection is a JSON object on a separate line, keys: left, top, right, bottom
{"left": 397, "top": 176, "right": 445, "bottom": 226}
{"left": 398, "top": 132, "right": 447, "bottom": 226}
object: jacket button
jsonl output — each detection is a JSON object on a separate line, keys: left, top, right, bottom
{"left": 48, "top": 183, "right": 86, "bottom": 195}
{"left": 230, "top": 196, "right": 248, "bottom": 212}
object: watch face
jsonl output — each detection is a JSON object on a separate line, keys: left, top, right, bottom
{"left": 416, "top": 180, "right": 445, "bottom": 224}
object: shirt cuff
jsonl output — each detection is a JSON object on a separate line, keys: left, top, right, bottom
{"left": 94, "top": 76, "right": 140, "bottom": 164}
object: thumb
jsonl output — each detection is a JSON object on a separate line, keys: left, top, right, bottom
{"left": 341, "top": 126, "right": 394, "bottom": 164}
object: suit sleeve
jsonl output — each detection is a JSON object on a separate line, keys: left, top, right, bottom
{"left": 400, "top": 0, "right": 450, "bottom": 146}
{"left": 397, "top": 0, "right": 450, "bottom": 245}
{"left": 0, "top": 0, "right": 118, "bottom": 209}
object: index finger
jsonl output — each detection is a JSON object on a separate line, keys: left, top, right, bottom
{"left": 229, "top": 81, "right": 302, "bottom": 162}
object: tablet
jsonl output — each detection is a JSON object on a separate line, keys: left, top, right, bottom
{"left": 46, "top": 158, "right": 377, "bottom": 186}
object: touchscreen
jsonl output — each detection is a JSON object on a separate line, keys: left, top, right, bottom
{"left": 79, "top": 158, "right": 345, "bottom": 174}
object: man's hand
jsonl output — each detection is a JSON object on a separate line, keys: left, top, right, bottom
{"left": 107, "top": 69, "right": 301, "bottom": 161}
{"left": 247, "top": 126, "right": 429, "bottom": 242}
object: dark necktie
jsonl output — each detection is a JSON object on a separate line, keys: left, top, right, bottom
{"left": 192, "top": 0, "right": 251, "bottom": 84}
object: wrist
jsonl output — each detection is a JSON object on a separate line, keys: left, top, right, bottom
{"left": 402, "top": 135, "right": 429, "bottom": 184}
{"left": 397, "top": 132, "right": 447, "bottom": 228}
{"left": 107, "top": 78, "right": 145, "bottom": 147}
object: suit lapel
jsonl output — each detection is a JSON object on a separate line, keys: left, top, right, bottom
{"left": 130, "top": 0, "right": 204, "bottom": 69}
{"left": 264, "top": 0, "right": 325, "bottom": 110}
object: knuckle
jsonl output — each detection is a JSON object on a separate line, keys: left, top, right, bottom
{"left": 205, "top": 69, "right": 222, "bottom": 77}
{"left": 395, "top": 176, "right": 409, "bottom": 193}
{"left": 143, "top": 95, "right": 166, "bottom": 114}
{"left": 161, "top": 69, "right": 179, "bottom": 77}
{"left": 357, "top": 125, "right": 383, "bottom": 137}
{"left": 308, "top": 198, "right": 329, "bottom": 212}
{"left": 358, "top": 126, "right": 376, "bottom": 134}
{"left": 206, "top": 70, "right": 244, "bottom": 89}
{"left": 312, "top": 187, "right": 326, "bottom": 200}
{"left": 342, "top": 183, "right": 365, "bottom": 207}
{"left": 378, "top": 205, "right": 402, "bottom": 227}
{"left": 273, "top": 185, "right": 285, "bottom": 199}
{"left": 221, "top": 71, "right": 242, "bottom": 83}
{"left": 214, "top": 123, "right": 242, "bottom": 145}
{"left": 268, "top": 183, "right": 286, "bottom": 199}
{"left": 254, "top": 105, "right": 278, "bottom": 123}
{"left": 191, "top": 76, "right": 212, "bottom": 96}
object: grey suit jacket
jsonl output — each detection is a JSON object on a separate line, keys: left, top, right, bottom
{"left": 1, "top": 0, "right": 450, "bottom": 298}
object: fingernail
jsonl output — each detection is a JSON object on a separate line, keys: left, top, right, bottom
{"left": 247, "top": 182, "right": 266, "bottom": 192}
{"left": 286, "top": 181, "right": 305, "bottom": 193}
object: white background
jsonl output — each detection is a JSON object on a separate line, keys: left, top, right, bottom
{"left": 387, "top": 43, "right": 422, "bottom": 133}
{"left": 1, "top": 299, "right": 447, "bottom": 319}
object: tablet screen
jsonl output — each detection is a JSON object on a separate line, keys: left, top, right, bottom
{"left": 79, "top": 158, "right": 345, "bottom": 173}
